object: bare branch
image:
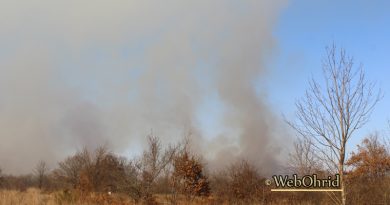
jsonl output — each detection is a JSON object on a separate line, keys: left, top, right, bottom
{"left": 286, "top": 44, "right": 381, "bottom": 205}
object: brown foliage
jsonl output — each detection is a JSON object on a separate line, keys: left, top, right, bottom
{"left": 345, "top": 134, "right": 390, "bottom": 204}
{"left": 54, "top": 146, "right": 127, "bottom": 194}
{"left": 0, "top": 174, "right": 35, "bottom": 191}
{"left": 346, "top": 134, "right": 390, "bottom": 179}
{"left": 172, "top": 150, "right": 210, "bottom": 198}
{"left": 228, "top": 160, "right": 262, "bottom": 202}
{"left": 54, "top": 150, "right": 86, "bottom": 189}
{"left": 212, "top": 160, "right": 265, "bottom": 204}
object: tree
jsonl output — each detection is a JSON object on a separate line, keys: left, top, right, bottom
{"left": 131, "top": 135, "right": 179, "bottom": 203}
{"left": 54, "top": 149, "right": 88, "bottom": 189}
{"left": 80, "top": 146, "right": 126, "bottom": 193}
{"left": 54, "top": 146, "right": 127, "bottom": 194}
{"left": 287, "top": 44, "right": 381, "bottom": 205}
{"left": 289, "top": 137, "right": 320, "bottom": 176}
{"left": 34, "top": 160, "right": 48, "bottom": 189}
{"left": 172, "top": 149, "right": 210, "bottom": 200}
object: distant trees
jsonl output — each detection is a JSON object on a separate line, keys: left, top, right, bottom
{"left": 33, "top": 160, "right": 48, "bottom": 189}
{"left": 50, "top": 135, "right": 193, "bottom": 204}
{"left": 54, "top": 146, "right": 127, "bottom": 194}
{"left": 289, "top": 137, "right": 320, "bottom": 176}
{"left": 287, "top": 44, "right": 381, "bottom": 205}
{"left": 346, "top": 134, "right": 390, "bottom": 204}
{"left": 0, "top": 174, "right": 35, "bottom": 191}
{"left": 2, "top": 131, "right": 388, "bottom": 205}
{"left": 0, "top": 131, "right": 389, "bottom": 204}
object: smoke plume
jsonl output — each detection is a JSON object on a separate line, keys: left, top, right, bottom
{"left": 0, "top": 0, "right": 288, "bottom": 174}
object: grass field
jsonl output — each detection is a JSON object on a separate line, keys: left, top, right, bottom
{"left": 0, "top": 188, "right": 218, "bottom": 205}
{"left": 0, "top": 188, "right": 300, "bottom": 205}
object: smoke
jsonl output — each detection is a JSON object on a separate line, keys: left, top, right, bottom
{"left": 0, "top": 0, "right": 288, "bottom": 174}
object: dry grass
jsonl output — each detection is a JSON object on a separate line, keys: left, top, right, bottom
{"left": 0, "top": 188, "right": 53, "bottom": 205}
{"left": 0, "top": 189, "right": 215, "bottom": 205}
{"left": 0, "top": 188, "right": 134, "bottom": 205}
{"left": 0, "top": 189, "right": 317, "bottom": 205}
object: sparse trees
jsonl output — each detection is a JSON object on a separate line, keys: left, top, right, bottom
{"left": 346, "top": 134, "right": 390, "bottom": 204}
{"left": 287, "top": 44, "right": 381, "bottom": 205}
{"left": 50, "top": 136, "right": 182, "bottom": 204}
{"left": 0, "top": 174, "right": 35, "bottom": 191}
{"left": 34, "top": 160, "right": 48, "bottom": 189}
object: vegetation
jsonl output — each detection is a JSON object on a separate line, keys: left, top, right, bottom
{"left": 0, "top": 131, "right": 390, "bottom": 204}
{"left": 0, "top": 45, "right": 389, "bottom": 205}
{"left": 287, "top": 44, "right": 382, "bottom": 205}
{"left": 345, "top": 134, "right": 390, "bottom": 204}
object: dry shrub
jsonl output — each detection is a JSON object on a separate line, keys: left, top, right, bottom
{"left": 172, "top": 149, "right": 210, "bottom": 199}
{"left": 211, "top": 160, "right": 264, "bottom": 205}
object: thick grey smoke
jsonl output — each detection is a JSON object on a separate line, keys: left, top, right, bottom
{"left": 0, "top": 0, "right": 288, "bottom": 174}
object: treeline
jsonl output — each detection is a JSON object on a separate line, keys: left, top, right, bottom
{"left": 0, "top": 134, "right": 390, "bottom": 205}
{"left": 0, "top": 135, "right": 273, "bottom": 204}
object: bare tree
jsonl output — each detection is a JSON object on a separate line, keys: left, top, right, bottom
{"left": 54, "top": 148, "right": 88, "bottom": 189}
{"left": 289, "top": 137, "right": 320, "bottom": 176}
{"left": 34, "top": 160, "right": 48, "bottom": 189}
{"left": 287, "top": 44, "right": 381, "bottom": 205}
{"left": 132, "top": 135, "right": 179, "bottom": 203}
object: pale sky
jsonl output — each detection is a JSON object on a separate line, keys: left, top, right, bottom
{"left": 0, "top": 0, "right": 389, "bottom": 173}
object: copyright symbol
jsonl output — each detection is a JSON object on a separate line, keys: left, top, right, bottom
{"left": 265, "top": 179, "right": 272, "bottom": 186}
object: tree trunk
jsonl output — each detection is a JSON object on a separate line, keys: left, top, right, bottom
{"left": 339, "top": 152, "right": 346, "bottom": 205}
{"left": 340, "top": 171, "right": 346, "bottom": 205}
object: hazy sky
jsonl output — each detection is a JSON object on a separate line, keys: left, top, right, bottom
{"left": 0, "top": 0, "right": 389, "bottom": 174}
